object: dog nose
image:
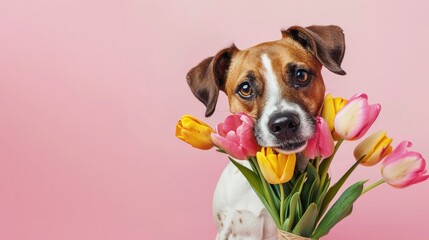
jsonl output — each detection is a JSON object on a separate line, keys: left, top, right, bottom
{"left": 268, "top": 113, "right": 300, "bottom": 139}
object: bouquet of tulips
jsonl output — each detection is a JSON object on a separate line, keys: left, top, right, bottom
{"left": 176, "top": 93, "right": 428, "bottom": 239}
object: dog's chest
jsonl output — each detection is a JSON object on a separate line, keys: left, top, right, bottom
{"left": 213, "top": 162, "right": 278, "bottom": 240}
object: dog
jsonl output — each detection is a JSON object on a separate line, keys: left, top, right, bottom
{"left": 186, "top": 25, "right": 346, "bottom": 240}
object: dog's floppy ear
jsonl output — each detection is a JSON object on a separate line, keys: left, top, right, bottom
{"left": 282, "top": 25, "right": 346, "bottom": 75}
{"left": 186, "top": 44, "right": 238, "bottom": 117}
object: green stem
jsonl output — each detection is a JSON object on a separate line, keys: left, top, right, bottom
{"left": 279, "top": 183, "right": 285, "bottom": 225}
{"left": 362, "top": 179, "right": 385, "bottom": 195}
{"left": 314, "top": 157, "right": 321, "bottom": 172}
{"left": 320, "top": 139, "right": 344, "bottom": 188}
{"left": 248, "top": 158, "right": 259, "bottom": 176}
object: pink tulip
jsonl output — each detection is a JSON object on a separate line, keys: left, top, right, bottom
{"left": 211, "top": 113, "right": 259, "bottom": 160}
{"left": 382, "top": 141, "right": 429, "bottom": 188}
{"left": 303, "top": 116, "right": 334, "bottom": 159}
{"left": 334, "top": 93, "right": 381, "bottom": 140}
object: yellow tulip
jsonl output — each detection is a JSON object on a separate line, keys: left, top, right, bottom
{"left": 256, "top": 147, "right": 296, "bottom": 184}
{"left": 354, "top": 130, "right": 393, "bottom": 166}
{"left": 321, "top": 94, "right": 348, "bottom": 140}
{"left": 175, "top": 115, "right": 214, "bottom": 150}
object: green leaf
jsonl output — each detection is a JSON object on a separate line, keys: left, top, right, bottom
{"left": 290, "top": 172, "right": 307, "bottom": 197}
{"left": 301, "top": 163, "right": 319, "bottom": 209}
{"left": 288, "top": 173, "right": 306, "bottom": 225}
{"left": 292, "top": 203, "right": 318, "bottom": 238}
{"left": 312, "top": 180, "right": 366, "bottom": 239}
{"left": 318, "top": 155, "right": 331, "bottom": 177}
{"left": 282, "top": 173, "right": 305, "bottom": 225}
{"left": 270, "top": 184, "right": 280, "bottom": 211}
{"left": 282, "top": 218, "right": 290, "bottom": 230}
{"left": 216, "top": 148, "right": 227, "bottom": 154}
{"left": 284, "top": 194, "right": 291, "bottom": 220}
{"left": 286, "top": 192, "right": 300, "bottom": 232}
{"left": 247, "top": 158, "right": 260, "bottom": 176}
{"left": 283, "top": 188, "right": 296, "bottom": 222}
{"left": 272, "top": 183, "right": 281, "bottom": 199}
{"left": 307, "top": 177, "right": 320, "bottom": 209}
{"left": 318, "top": 157, "right": 364, "bottom": 221}
{"left": 307, "top": 162, "right": 319, "bottom": 180}
{"left": 296, "top": 198, "right": 303, "bottom": 220}
{"left": 229, "top": 158, "right": 280, "bottom": 227}
{"left": 316, "top": 177, "right": 330, "bottom": 206}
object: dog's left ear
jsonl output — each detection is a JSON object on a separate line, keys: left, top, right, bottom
{"left": 282, "top": 25, "right": 346, "bottom": 75}
{"left": 186, "top": 44, "right": 238, "bottom": 117}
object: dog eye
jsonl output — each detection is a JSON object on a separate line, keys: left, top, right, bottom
{"left": 292, "top": 69, "right": 312, "bottom": 87}
{"left": 296, "top": 69, "right": 309, "bottom": 83}
{"left": 237, "top": 82, "right": 254, "bottom": 99}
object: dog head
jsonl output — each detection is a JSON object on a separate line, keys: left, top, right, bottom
{"left": 186, "top": 25, "right": 346, "bottom": 153}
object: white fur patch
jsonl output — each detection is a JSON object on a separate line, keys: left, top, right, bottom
{"left": 256, "top": 54, "right": 314, "bottom": 148}
{"left": 258, "top": 54, "right": 282, "bottom": 145}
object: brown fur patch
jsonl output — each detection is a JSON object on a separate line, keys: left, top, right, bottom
{"left": 225, "top": 37, "right": 325, "bottom": 118}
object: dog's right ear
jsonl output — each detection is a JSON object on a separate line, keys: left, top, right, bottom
{"left": 186, "top": 44, "right": 238, "bottom": 117}
{"left": 282, "top": 25, "right": 346, "bottom": 75}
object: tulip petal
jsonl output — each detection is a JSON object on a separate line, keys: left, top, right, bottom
{"left": 354, "top": 130, "right": 392, "bottom": 166}
{"left": 176, "top": 115, "right": 214, "bottom": 150}
{"left": 180, "top": 129, "right": 213, "bottom": 149}
{"left": 333, "top": 97, "right": 348, "bottom": 112}
{"left": 266, "top": 153, "right": 280, "bottom": 177}
{"left": 321, "top": 94, "right": 335, "bottom": 132}
{"left": 303, "top": 116, "right": 334, "bottom": 159}
{"left": 278, "top": 153, "right": 288, "bottom": 173}
{"left": 237, "top": 121, "right": 259, "bottom": 156}
{"left": 385, "top": 171, "right": 419, "bottom": 188}
{"left": 321, "top": 94, "right": 348, "bottom": 140}
{"left": 175, "top": 121, "right": 183, "bottom": 138}
{"left": 257, "top": 153, "right": 281, "bottom": 184}
{"left": 335, "top": 98, "right": 369, "bottom": 140}
{"left": 410, "top": 173, "right": 429, "bottom": 185}
{"left": 260, "top": 147, "right": 266, "bottom": 156}
{"left": 383, "top": 141, "right": 413, "bottom": 165}
{"left": 381, "top": 140, "right": 428, "bottom": 188}
{"left": 334, "top": 93, "right": 381, "bottom": 141}
{"left": 382, "top": 153, "right": 425, "bottom": 188}
{"left": 303, "top": 133, "right": 318, "bottom": 159}
{"left": 214, "top": 113, "right": 258, "bottom": 158}
{"left": 354, "top": 103, "right": 381, "bottom": 139}
{"left": 225, "top": 131, "right": 240, "bottom": 144}
{"left": 354, "top": 131, "right": 385, "bottom": 158}
{"left": 239, "top": 113, "right": 255, "bottom": 125}
{"left": 222, "top": 114, "right": 243, "bottom": 134}
{"left": 280, "top": 154, "right": 296, "bottom": 183}
{"left": 349, "top": 93, "right": 368, "bottom": 101}
{"left": 211, "top": 133, "right": 247, "bottom": 159}
{"left": 361, "top": 142, "right": 392, "bottom": 167}
{"left": 380, "top": 145, "right": 393, "bottom": 160}
{"left": 181, "top": 115, "right": 208, "bottom": 130}
{"left": 256, "top": 148, "right": 296, "bottom": 184}
{"left": 318, "top": 117, "right": 335, "bottom": 158}
{"left": 215, "top": 123, "right": 227, "bottom": 137}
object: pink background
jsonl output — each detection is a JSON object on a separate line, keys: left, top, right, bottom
{"left": 0, "top": 0, "right": 428, "bottom": 239}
